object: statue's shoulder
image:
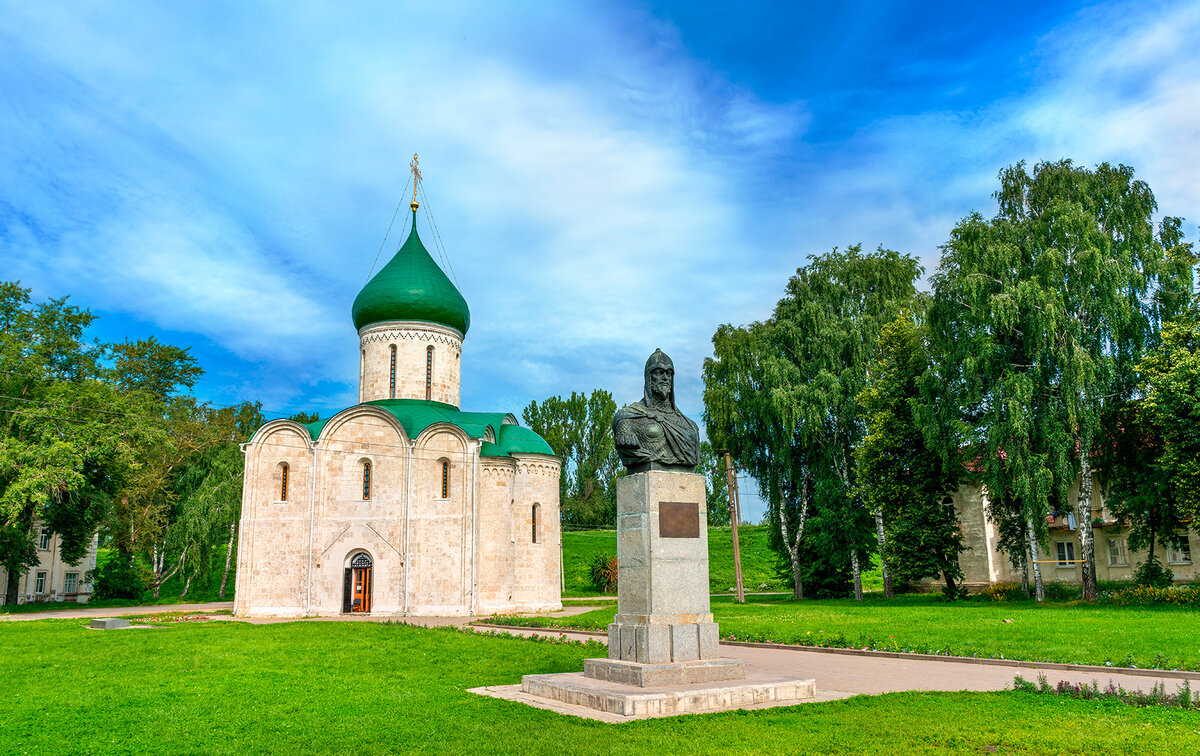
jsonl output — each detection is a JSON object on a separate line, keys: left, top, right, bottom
{"left": 614, "top": 401, "right": 649, "bottom": 422}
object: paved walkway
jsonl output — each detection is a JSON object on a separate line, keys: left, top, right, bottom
{"left": 0, "top": 601, "right": 235, "bottom": 621}
{"left": 470, "top": 625, "right": 1199, "bottom": 697}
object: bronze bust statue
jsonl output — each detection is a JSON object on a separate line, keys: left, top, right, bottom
{"left": 613, "top": 349, "right": 701, "bottom": 473}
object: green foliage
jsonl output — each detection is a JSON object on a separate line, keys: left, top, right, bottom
{"left": 857, "top": 312, "right": 964, "bottom": 597}
{"left": 704, "top": 246, "right": 921, "bottom": 598}
{"left": 698, "top": 440, "right": 731, "bottom": 526}
{"left": 523, "top": 390, "right": 620, "bottom": 528}
{"left": 587, "top": 553, "right": 617, "bottom": 593}
{"left": 1133, "top": 557, "right": 1175, "bottom": 588}
{"left": 1102, "top": 583, "right": 1200, "bottom": 606}
{"left": 88, "top": 552, "right": 149, "bottom": 600}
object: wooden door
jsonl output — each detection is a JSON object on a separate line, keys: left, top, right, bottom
{"left": 352, "top": 567, "right": 371, "bottom": 613}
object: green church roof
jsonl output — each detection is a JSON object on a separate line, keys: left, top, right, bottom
{"left": 351, "top": 211, "right": 471, "bottom": 334}
{"left": 300, "top": 399, "right": 555, "bottom": 458}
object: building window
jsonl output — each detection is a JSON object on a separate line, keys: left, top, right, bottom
{"left": 532, "top": 504, "right": 539, "bottom": 544}
{"left": 65, "top": 572, "right": 78, "bottom": 594}
{"left": 280, "top": 463, "right": 289, "bottom": 501}
{"left": 1107, "top": 538, "right": 1129, "bottom": 567}
{"left": 362, "top": 461, "right": 372, "bottom": 500}
{"left": 1055, "top": 541, "right": 1075, "bottom": 568}
{"left": 1167, "top": 536, "right": 1193, "bottom": 565}
{"left": 39, "top": 529, "right": 50, "bottom": 550}
{"left": 389, "top": 345, "right": 397, "bottom": 399}
{"left": 426, "top": 346, "right": 434, "bottom": 400}
{"left": 35, "top": 571, "right": 47, "bottom": 594}
{"left": 440, "top": 460, "right": 450, "bottom": 498}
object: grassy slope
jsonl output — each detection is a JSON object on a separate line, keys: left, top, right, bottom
{"left": 1, "top": 619, "right": 1197, "bottom": 755}
{"left": 494, "top": 593, "right": 1200, "bottom": 670}
{"left": 562, "top": 525, "right": 790, "bottom": 597}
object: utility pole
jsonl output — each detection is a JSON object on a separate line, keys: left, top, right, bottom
{"left": 724, "top": 452, "right": 745, "bottom": 603}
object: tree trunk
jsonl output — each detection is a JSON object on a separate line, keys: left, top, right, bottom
{"left": 219, "top": 521, "right": 236, "bottom": 599}
{"left": 1026, "top": 515, "right": 1045, "bottom": 602}
{"left": 850, "top": 550, "right": 863, "bottom": 601}
{"left": 1076, "top": 444, "right": 1098, "bottom": 600}
{"left": 1019, "top": 549, "right": 1030, "bottom": 598}
{"left": 875, "top": 510, "right": 893, "bottom": 598}
{"left": 943, "top": 569, "right": 958, "bottom": 597}
{"left": 4, "top": 570, "right": 18, "bottom": 606}
{"left": 179, "top": 572, "right": 192, "bottom": 599}
{"left": 778, "top": 478, "right": 808, "bottom": 601}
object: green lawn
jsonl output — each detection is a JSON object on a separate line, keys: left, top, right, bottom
{"left": 562, "top": 525, "right": 792, "bottom": 597}
{"left": 492, "top": 593, "right": 1200, "bottom": 670}
{"left": 2, "top": 619, "right": 1197, "bottom": 754}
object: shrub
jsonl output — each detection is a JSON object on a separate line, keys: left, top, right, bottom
{"left": 588, "top": 554, "right": 618, "bottom": 594}
{"left": 1100, "top": 584, "right": 1200, "bottom": 607}
{"left": 1043, "top": 582, "right": 1080, "bottom": 602}
{"left": 975, "top": 583, "right": 1027, "bottom": 602}
{"left": 88, "top": 554, "right": 148, "bottom": 600}
{"left": 1134, "top": 558, "right": 1175, "bottom": 588}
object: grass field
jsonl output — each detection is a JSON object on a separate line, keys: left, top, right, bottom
{"left": 2, "top": 618, "right": 1198, "bottom": 754}
{"left": 491, "top": 593, "right": 1200, "bottom": 670}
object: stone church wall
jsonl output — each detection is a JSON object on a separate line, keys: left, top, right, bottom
{"left": 406, "top": 427, "right": 473, "bottom": 615}
{"left": 510, "top": 454, "right": 562, "bottom": 611}
{"left": 475, "top": 458, "right": 517, "bottom": 612}
{"left": 358, "top": 321, "right": 462, "bottom": 405}
{"left": 234, "top": 424, "right": 314, "bottom": 617}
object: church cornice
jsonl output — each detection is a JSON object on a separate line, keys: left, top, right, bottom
{"left": 358, "top": 320, "right": 464, "bottom": 349}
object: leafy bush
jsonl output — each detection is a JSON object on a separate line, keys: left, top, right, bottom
{"left": 974, "top": 583, "right": 1027, "bottom": 602}
{"left": 88, "top": 554, "right": 148, "bottom": 600}
{"left": 1043, "top": 582, "right": 1080, "bottom": 602}
{"left": 1133, "top": 558, "right": 1175, "bottom": 588}
{"left": 588, "top": 554, "right": 618, "bottom": 594}
{"left": 1100, "top": 583, "right": 1200, "bottom": 607}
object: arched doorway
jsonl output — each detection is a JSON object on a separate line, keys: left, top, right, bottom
{"left": 343, "top": 552, "right": 373, "bottom": 613}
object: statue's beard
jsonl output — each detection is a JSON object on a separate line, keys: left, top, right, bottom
{"left": 649, "top": 383, "right": 671, "bottom": 406}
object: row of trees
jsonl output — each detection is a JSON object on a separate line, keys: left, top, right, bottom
{"left": 0, "top": 282, "right": 268, "bottom": 603}
{"left": 704, "top": 160, "right": 1199, "bottom": 601}
{"left": 522, "top": 390, "right": 731, "bottom": 529}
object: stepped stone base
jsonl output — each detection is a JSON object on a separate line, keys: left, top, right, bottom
{"left": 584, "top": 656, "right": 745, "bottom": 687}
{"left": 520, "top": 670, "right": 817, "bottom": 718}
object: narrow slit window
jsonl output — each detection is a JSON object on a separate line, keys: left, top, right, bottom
{"left": 441, "top": 460, "right": 449, "bottom": 498}
{"left": 280, "top": 463, "right": 289, "bottom": 501}
{"left": 426, "top": 345, "right": 434, "bottom": 400}
{"left": 362, "top": 461, "right": 372, "bottom": 500}
{"left": 389, "top": 345, "right": 397, "bottom": 399}
{"left": 532, "top": 504, "right": 539, "bottom": 544}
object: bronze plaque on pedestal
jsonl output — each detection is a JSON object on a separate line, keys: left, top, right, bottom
{"left": 659, "top": 501, "right": 700, "bottom": 538}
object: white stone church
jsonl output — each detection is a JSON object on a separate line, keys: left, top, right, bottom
{"left": 233, "top": 201, "right": 562, "bottom": 618}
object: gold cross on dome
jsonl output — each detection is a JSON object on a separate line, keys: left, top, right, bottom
{"left": 410, "top": 153, "right": 421, "bottom": 204}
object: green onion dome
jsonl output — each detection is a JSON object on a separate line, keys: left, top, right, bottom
{"left": 351, "top": 211, "right": 470, "bottom": 335}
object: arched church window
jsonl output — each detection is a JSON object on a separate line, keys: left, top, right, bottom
{"left": 532, "top": 503, "right": 539, "bottom": 544}
{"left": 441, "top": 460, "right": 450, "bottom": 498}
{"left": 350, "top": 552, "right": 372, "bottom": 569}
{"left": 389, "top": 345, "right": 397, "bottom": 399}
{"left": 426, "top": 345, "right": 434, "bottom": 400}
{"left": 280, "top": 463, "right": 289, "bottom": 501}
{"left": 362, "top": 460, "right": 372, "bottom": 500}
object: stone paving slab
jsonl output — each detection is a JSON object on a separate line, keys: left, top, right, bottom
{"left": 472, "top": 682, "right": 851, "bottom": 723}
{"left": 1, "top": 602, "right": 235, "bottom": 621}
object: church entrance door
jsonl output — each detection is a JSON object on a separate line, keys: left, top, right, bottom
{"left": 345, "top": 552, "right": 372, "bottom": 613}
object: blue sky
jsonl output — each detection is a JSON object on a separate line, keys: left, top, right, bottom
{"left": 3, "top": 1, "right": 1198, "bottom": 520}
